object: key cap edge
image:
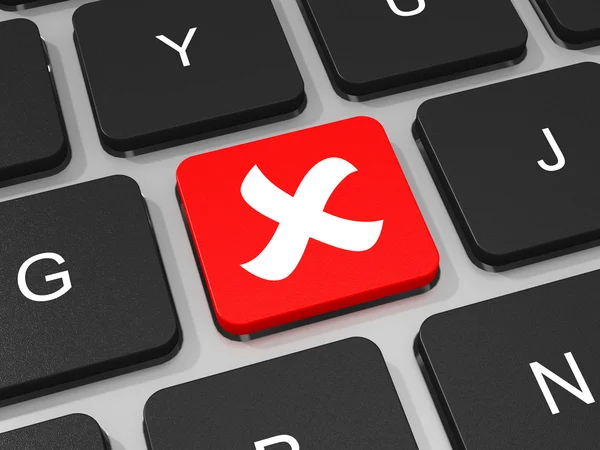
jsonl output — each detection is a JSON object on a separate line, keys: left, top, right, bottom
{"left": 297, "top": 0, "right": 528, "bottom": 102}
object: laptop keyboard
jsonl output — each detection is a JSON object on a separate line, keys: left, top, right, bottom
{"left": 1, "top": 0, "right": 599, "bottom": 449}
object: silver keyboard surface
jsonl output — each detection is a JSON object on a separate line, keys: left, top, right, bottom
{"left": 2, "top": 0, "right": 600, "bottom": 448}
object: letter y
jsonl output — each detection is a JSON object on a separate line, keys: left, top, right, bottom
{"left": 156, "top": 27, "right": 197, "bottom": 67}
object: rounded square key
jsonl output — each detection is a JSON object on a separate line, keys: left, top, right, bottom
{"left": 73, "top": 0, "right": 305, "bottom": 156}
{"left": 299, "top": 0, "right": 527, "bottom": 101}
{"left": 0, "top": 19, "right": 69, "bottom": 185}
{"left": 177, "top": 117, "right": 439, "bottom": 340}
{"left": 415, "top": 63, "right": 600, "bottom": 271}
{"left": 416, "top": 270, "right": 600, "bottom": 449}
{"left": 0, "top": 176, "right": 181, "bottom": 406}
{"left": 0, "top": 414, "right": 109, "bottom": 449}
{"left": 532, "top": 0, "right": 600, "bottom": 49}
{"left": 144, "top": 338, "right": 418, "bottom": 449}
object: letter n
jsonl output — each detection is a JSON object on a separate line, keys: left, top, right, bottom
{"left": 530, "top": 352, "right": 595, "bottom": 415}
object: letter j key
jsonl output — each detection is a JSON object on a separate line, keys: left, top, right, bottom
{"left": 415, "top": 63, "right": 600, "bottom": 271}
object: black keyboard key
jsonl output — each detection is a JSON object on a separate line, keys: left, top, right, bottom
{"left": 0, "top": 19, "right": 69, "bottom": 186}
{"left": 415, "top": 62, "right": 600, "bottom": 271}
{"left": 0, "top": 414, "right": 109, "bottom": 449}
{"left": 0, "top": 0, "right": 64, "bottom": 11}
{"left": 0, "top": 175, "right": 181, "bottom": 406}
{"left": 299, "top": 0, "right": 527, "bottom": 101}
{"left": 416, "top": 269, "right": 600, "bottom": 449}
{"left": 532, "top": 0, "right": 600, "bottom": 49}
{"left": 144, "top": 338, "right": 417, "bottom": 449}
{"left": 73, "top": 0, "right": 305, "bottom": 157}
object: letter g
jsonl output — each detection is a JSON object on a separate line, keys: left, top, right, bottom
{"left": 17, "top": 252, "right": 72, "bottom": 302}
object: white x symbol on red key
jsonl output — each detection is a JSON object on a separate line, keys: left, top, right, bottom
{"left": 240, "top": 157, "right": 384, "bottom": 281}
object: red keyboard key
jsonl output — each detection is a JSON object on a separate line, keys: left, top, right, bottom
{"left": 177, "top": 117, "right": 439, "bottom": 339}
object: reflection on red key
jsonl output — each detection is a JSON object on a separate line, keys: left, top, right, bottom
{"left": 177, "top": 117, "right": 439, "bottom": 340}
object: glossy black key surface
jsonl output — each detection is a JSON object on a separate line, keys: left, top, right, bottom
{"left": 144, "top": 338, "right": 417, "bottom": 450}
{"left": 532, "top": 0, "right": 600, "bottom": 49}
{"left": 415, "top": 62, "right": 600, "bottom": 271}
{"left": 0, "top": 19, "right": 69, "bottom": 185}
{"left": 299, "top": 0, "right": 527, "bottom": 101}
{"left": 73, "top": 0, "right": 305, "bottom": 157}
{"left": 0, "top": 414, "right": 109, "bottom": 449}
{"left": 0, "top": 0, "right": 65, "bottom": 11}
{"left": 416, "top": 269, "right": 600, "bottom": 450}
{"left": 0, "top": 176, "right": 181, "bottom": 406}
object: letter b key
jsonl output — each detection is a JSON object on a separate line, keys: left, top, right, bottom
{"left": 144, "top": 338, "right": 420, "bottom": 449}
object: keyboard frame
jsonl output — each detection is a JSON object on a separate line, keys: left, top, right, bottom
{"left": 1, "top": 1, "right": 599, "bottom": 448}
